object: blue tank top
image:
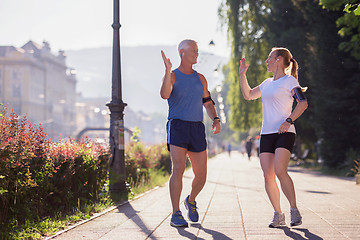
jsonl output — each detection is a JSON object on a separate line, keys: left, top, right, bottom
{"left": 167, "top": 69, "right": 204, "bottom": 122}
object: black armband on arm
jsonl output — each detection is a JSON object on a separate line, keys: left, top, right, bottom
{"left": 203, "top": 93, "right": 215, "bottom": 105}
{"left": 293, "top": 87, "right": 307, "bottom": 102}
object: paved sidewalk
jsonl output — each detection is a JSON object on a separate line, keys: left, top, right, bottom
{"left": 51, "top": 152, "right": 360, "bottom": 240}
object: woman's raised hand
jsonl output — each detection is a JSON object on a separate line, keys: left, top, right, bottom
{"left": 239, "top": 58, "right": 249, "bottom": 75}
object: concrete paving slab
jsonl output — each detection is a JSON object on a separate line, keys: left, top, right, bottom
{"left": 50, "top": 151, "right": 360, "bottom": 240}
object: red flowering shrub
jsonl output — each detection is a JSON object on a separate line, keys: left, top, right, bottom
{"left": 0, "top": 106, "right": 170, "bottom": 231}
{"left": 0, "top": 110, "right": 49, "bottom": 225}
{"left": 125, "top": 142, "right": 170, "bottom": 188}
{"left": 46, "top": 138, "right": 109, "bottom": 212}
{"left": 0, "top": 108, "right": 109, "bottom": 229}
{"left": 150, "top": 144, "right": 171, "bottom": 174}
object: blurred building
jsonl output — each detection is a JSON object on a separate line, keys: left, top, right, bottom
{"left": 75, "top": 95, "right": 166, "bottom": 146}
{"left": 0, "top": 40, "right": 77, "bottom": 140}
{"left": 75, "top": 95, "right": 111, "bottom": 141}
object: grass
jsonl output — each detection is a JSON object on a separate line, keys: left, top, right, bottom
{"left": 4, "top": 197, "right": 113, "bottom": 240}
{"left": 5, "top": 169, "right": 170, "bottom": 240}
{"left": 129, "top": 169, "right": 170, "bottom": 198}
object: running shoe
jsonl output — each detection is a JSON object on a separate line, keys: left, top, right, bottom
{"left": 184, "top": 195, "right": 199, "bottom": 222}
{"left": 268, "top": 211, "right": 286, "bottom": 228}
{"left": 170, "top": 211, "right": 188, "bottom": 227}
{"left": 290, "top": 208, "right": 302, "bottom": 226}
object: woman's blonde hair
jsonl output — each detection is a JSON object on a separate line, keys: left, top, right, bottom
{"left": 272, "top": 47, "right": 298, "bottom": 79}
{"left": 272, "top": 47, "right": 307, "bottom": 91}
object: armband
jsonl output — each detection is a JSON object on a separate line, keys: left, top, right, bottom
{"left": 203, "top": 93, "right": 215, "bottom": 105}
{"left": 293, "top": 87, "right": 307, "bottom": 102}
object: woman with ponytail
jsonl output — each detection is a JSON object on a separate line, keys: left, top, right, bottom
{"left": 238, "top": 47, "right": 308, "bottom": 228}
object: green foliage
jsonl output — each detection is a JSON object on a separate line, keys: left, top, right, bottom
{"left": 263, "top": 0, "right": 317, "bottom": 145}
{"left": 46, "top": 138, "right": 110, "bottom": 211}
{"left": 344, "top": 149, "right": 360, "bottom": 176}
{"left": 344, "top": 3, "right": 360, "bottom": 15}
{"left": 320, "top": 0, "right": 360, "bottom": 59}
{"left": 5, "top": 198, "right": 113, "bottom": 239}
{"left": 348, "top": 160, "right": 360, "bottom": 176}
{"left": 220, "top": 0, "right": 360, "bottom": 170}
{"left": 219, "top": 0, "right": 267, "bottom": 131}
{"left": 294, "top": 0, "right": 360, "bottom": 168}
{"left": 0, "top": 106, "right": 170, "bottom": 239}
{"left": 125, "top": 142, "right": 170, "bottom": 190}
{"left": 130, "top": 126, "right": 141, "bottom": 142}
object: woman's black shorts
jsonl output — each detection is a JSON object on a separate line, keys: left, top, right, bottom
{"left": 260, "top": 132, "right": 296, "bottom": 154}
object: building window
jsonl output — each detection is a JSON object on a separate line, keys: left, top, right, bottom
{"left": 12, "top": 83, "right": 22, "bottom": 97}
{"left": 12, "top": 69, "right": 21, "bottom": 80}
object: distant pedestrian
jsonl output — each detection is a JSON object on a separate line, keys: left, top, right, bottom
{"left": 255, "top": 135, "right": 260, "bottom": 157}
{"left": 245, "top": 137, "right": 253, "bottom": 160}
{"left": 227, "top": 143, "right": 232, "bottom": 157}
{"left": 238, "top": 47, "right": 308, "bottom": 227}
{"left": 160, "top": 39, "right": 221, "bottom": 227}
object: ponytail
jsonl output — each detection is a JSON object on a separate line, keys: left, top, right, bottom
{"left": 290, "top": 58, "right": 298, "bottom": 80}
{"left": 272, "top": 47, "right": 307, "bottom": 91}
{"left": 272, "top": 47, "right": 294, "bottom": 77}
{"left": 290, "top": 58, "right": 307, "bottom": 91}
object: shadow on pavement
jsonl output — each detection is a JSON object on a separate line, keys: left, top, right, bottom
{"left": 305, "top": 190, "right": 331, "bottom": 194}
{"left": 279, "top": 226, "right": 323, "bottom": 240}
{"left": 116, "top": 202, "right": 158, "bottom": 240}
{"left": 175, "top": 223, "right": 232, "bottom": 240}
{"left": 175, "top": 227, "right": 201, "bottom": 240}
{"left": 183, "top": 175, "right": 261, "bottom": 192}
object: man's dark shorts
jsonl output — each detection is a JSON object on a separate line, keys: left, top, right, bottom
{"left": 260, "top": 132, "right": 296, "bottom": 154}
{"left": 166, "top": 119, "right": 207, "bottom": 152}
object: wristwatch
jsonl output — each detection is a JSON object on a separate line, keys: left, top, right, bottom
{"left": 213, "top": 117, "right": 220, "bottom": 121}
{"left": 286, "top": 117, "right": 294, "bottom": 124}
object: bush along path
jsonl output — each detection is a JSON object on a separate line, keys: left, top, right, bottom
{"left": 0, "top": 107, "right": 172, "bottom": 239}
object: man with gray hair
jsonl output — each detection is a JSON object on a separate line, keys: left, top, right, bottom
{"left": 160, "top": 39, "right": 221, "bottom": 227}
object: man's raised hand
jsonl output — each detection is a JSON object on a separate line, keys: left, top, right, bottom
{"left": 161, "top": 50, "right": 172, "bottom": 71}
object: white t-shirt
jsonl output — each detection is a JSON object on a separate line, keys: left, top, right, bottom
{"left": 259, "top": 75, "right": 300, "bottom": 135}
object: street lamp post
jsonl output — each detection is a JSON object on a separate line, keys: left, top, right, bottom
{"left": 106, "top": 0, "right": 129, "bottom": 196}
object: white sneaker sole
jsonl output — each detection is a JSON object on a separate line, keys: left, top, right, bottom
{"left": 290, "top": 220, "right": 302, "bottom": 227}
{"left": 170, "top": 222, "right": 188, "bottom": 227}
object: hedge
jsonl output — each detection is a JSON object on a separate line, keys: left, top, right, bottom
{"left": 0, "top": 109, "right": 109, "bottom": 231}
{"left": 0, "top": 107, "right": 172, "bottom": 236}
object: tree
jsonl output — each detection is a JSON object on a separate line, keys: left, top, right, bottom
{"left": 292, "top": 0, "right": 360, "bottom": 168}
{"left": 319, "top": 0, "right": 360, "bottom": 59}
{"left": 218, "top": 0, "right": 360, "bottom": 169}
{"left": 218, "top": 0, "right": 269, "bottom": 132}
{"left": 344, "top": 2, "right": 360, "bottom": 15}
{"left": 262, "top": 0, "right": 317, "bottom": 146}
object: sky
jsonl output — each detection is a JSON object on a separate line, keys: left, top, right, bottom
{"left": 0, "top": 0, "right": 230, "bottom": 56}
